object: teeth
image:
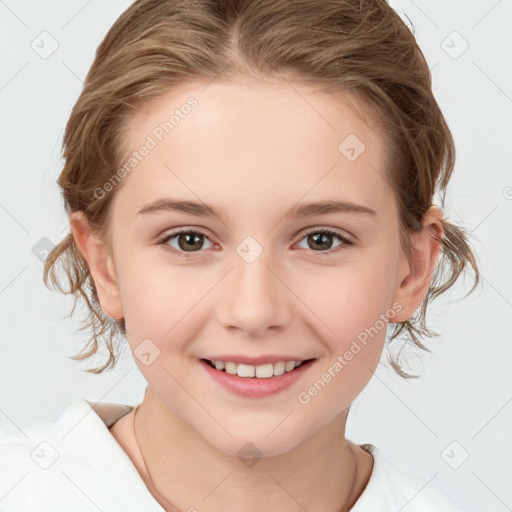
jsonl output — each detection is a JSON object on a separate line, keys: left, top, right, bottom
{"left": 209, "top": 359, "right": 307, "bottom": 378}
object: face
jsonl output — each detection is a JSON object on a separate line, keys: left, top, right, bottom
{"left": 77, "top": 76, "right": 431, "bottom": 458}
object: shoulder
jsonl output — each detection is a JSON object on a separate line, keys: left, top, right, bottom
{"left": 0, "top": 398, "right": 92, "bottom": 473}
{"left": 0, "top": 398, "right": 95, "bottom": 509}
{"left": 351, "top": 444, "right": 465, "bottom": 512}
{"left": 0, "top": 398, "right": 163, "bottom": 511}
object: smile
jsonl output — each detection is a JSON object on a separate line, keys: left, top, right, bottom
{"left": 203, "top": 359, "right": 313, "bottom": 378}
{"left": 199, "top": 358, "right": 317, "bottom": 399}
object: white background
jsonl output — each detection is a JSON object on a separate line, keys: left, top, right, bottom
{"left": 1, "top": 1, "right": 511, "bottom": 511}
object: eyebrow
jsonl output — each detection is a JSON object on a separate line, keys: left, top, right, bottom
{"left": 137, "top": 198, "right": 377, "bottom": 220}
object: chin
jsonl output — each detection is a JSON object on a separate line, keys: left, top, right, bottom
{"left": 201, "top": 424, "right": 305, "bottom": 461}
{"left": 227, "top": 439, "right": 298, "bottom": 461}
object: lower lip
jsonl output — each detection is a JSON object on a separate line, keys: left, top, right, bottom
{"left": 198, "top": 359, "right": 316, "bottom": 398}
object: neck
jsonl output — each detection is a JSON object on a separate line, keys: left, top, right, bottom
{"left": 132, "top": 387, "right": 371, "bottom": 512}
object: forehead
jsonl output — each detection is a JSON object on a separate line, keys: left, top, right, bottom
{"left": 112, "top": 78, "right": 395, "bottom": 224}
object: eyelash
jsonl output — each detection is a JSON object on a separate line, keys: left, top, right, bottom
{"left": 157, "top": 228, "right": 353, "bottom": 259}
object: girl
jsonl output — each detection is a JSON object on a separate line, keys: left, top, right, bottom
{"left": 0, "top": 0, "right": 479, "bottom": 510}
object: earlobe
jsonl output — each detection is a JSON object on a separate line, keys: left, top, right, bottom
{"left": 391, "top": 206, "right": 444, "bottom": 323}
{"left": 69, "top": 212, "right": 124, "bottom": 320}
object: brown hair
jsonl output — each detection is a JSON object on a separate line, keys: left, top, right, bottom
{"left": 43, "top": 0, "right": 480, "bottom": 377}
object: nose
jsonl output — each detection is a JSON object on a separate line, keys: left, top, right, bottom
{"left": 215, "top": 248, "right": 293, "bottom": 338}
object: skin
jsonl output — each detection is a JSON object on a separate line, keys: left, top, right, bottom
{"left": 70, "top": 76, "right": 444, "bottom": 512}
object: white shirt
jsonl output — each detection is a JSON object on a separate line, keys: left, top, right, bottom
{"left": 0, "top": 398, "right": 464, "bottom": 511}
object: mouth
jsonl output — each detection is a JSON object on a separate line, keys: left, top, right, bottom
{"left": 199, "top": 357, "right": 317, "bottom": 398}
{"left": 201, "top": 358, "right": 316, "bottom": 379}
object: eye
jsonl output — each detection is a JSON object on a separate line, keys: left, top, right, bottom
{"left": 157, "top": 229, "right": 214, "bottom": 258}
{"left": 295, "top": 228, "right": 353, "bottom": 255}
{"left": 157, "top": 227, "right": 353, "bottom": 259}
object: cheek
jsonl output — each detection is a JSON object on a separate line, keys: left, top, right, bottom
{"left": 300, "top": 252, "right": 398, "bottom": 339}
{"left": 292, "top": 250, "right": 399, "bottom": 403}
{"left": 294, "top": 257, "right": 395, "bottom": 419}
{"left": 116, "top": 250, "right": 210, "bottom": 342}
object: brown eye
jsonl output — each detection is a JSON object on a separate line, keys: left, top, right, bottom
{"left": 176, "top": 232, "right": 205, "bottom": 251}
{"left": 296, "top": 229, "right": 352, "bottom": 254}
{"left": 158, "top": 229, "right": 214, "bottom": 256}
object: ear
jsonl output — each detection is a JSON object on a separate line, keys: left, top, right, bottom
{"left": 69, "top": 211, "right": 124, "bottom": 320}
{"left": 391, "top": 206, "right": 444, "bottom": 323}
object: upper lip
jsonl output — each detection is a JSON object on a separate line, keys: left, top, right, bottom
{"left": 202, "top": 355, "right": 314, "bottom": 366}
